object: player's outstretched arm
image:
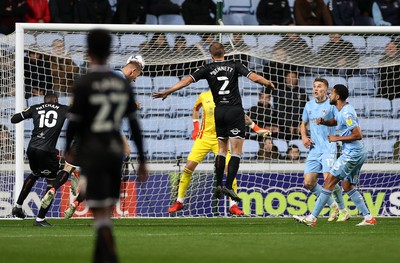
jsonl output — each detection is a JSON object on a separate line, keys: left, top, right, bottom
{"left": 11, "top": 113, "right": 24, "bottom": 124}
{"left": 244, "top": 114, "right": 271, "bottom": 137}
{"left": 11, "top": 109, "right": 30, "bottom": 124}
{"left": 248, "top": 72, "right": 275, "bottom": 90}
{"left": 152, "top": 76, "right": 193, "bottom": 100}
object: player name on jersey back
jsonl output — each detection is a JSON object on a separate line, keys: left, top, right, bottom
{"left": 92, "top": 78, "right": 126, "bottom": 92}
{"left": 210, "top": 66, "right": 233, "bottom": 76}
{"left": 34, "top": 104, "right": 61, "bottom": 111}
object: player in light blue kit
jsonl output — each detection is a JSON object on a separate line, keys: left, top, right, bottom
{"left": 299, "top": 84, "right": 376, "bottom": 226}
{"left": 113, "top": 55, "right": 144, "bottom": 82}
{"left": 114, "top": 55, "right": 144, "bottom": 110}
{"left": 297, "top": 78, "right": 348, "bottom": 222}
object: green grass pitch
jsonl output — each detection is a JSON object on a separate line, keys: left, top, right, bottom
{"left": 1, "top": 218, "right": 399, "bottom": 263}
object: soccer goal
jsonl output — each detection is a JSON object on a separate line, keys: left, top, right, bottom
{"left": 0, "top": 23, "right": 399, "bottom": 219}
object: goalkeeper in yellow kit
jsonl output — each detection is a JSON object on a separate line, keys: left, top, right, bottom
{"left": 168, "top": 90, "right": 270, "bottom": 215}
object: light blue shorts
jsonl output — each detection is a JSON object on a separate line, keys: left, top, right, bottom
{"left": 304, "top": 152, "right": 336, "bottom": 174}
{"left": 330, "top": 149, "right": 367, "bottom": 184}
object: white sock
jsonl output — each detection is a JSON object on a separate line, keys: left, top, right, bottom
{"left": 229, "top": 200, "right": 237, "bottom": 208}
{"left": 16, "top": 204, "right": 22, "bottom": 208}
{"left": 176, "top": 198, "right": 184, "bottom": 203}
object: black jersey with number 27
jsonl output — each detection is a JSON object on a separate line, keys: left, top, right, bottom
{"left": 68, "top": 69, "right": 136, "bottom": 146}
{"left": 190, "top": 60, "right": 251, "bottom": 107}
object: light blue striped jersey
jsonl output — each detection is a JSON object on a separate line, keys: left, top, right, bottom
{"left": 334, "top": 103, "right": 364, "bottom": 153}
{"left": 302, "top": 98, "right": 337, "bottom": 154}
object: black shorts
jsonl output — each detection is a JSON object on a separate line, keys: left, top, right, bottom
{"left": 214, "top": 105, "right": 245, "bottom": 139}
{"left": 79, "top": 140, "right": 124, "bottom": 208}
{"left": 27, "top": 146, "right": 60, "bottom": 179}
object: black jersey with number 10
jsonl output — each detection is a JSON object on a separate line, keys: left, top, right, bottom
{"left": 20, "top": 103, "right": 68, "bottom": 152}
{"left": 190, "top": 60, "right": 251, "bottom": 107}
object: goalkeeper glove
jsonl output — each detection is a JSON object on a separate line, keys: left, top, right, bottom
{"left": 192, "top": 119, "right": 200, "bottom": 140}
{"left": 249, "top": 122, "right": 271, "bottom": 137}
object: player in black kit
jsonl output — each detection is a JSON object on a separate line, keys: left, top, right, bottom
{"left": 153, "top": 42, "right": 274, "bottom": 202}
{"left": 66, "top": 29, "right": 148, "bottom": 263}
{"left": 11, "top": 93, "right": 68, "bottom": 226}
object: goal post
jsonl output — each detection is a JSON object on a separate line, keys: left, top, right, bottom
{"left": 1, "top": 23, "right": 399, "bottom": 218}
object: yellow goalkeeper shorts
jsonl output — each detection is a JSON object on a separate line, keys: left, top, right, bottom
{"left": 187, "top": 137, "right": 231, "bottom": 164}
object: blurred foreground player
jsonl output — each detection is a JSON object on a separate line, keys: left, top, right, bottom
{"left": 66, "top": 29, "right": 148, "bottom": 263}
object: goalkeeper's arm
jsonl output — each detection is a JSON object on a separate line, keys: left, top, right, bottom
{"left": 191, "top": 104, "right": 201, "bottom": 140}
{"left": 244, "top": 114, "right": 271, "bottom": 137}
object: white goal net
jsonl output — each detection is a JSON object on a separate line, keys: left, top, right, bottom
{"left": 1, "top": 24, "right": 399, "bottom": 219}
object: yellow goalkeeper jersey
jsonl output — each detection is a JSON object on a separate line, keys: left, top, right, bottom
{"left": 195, "top": 91, "right": 216, "bottom": 139}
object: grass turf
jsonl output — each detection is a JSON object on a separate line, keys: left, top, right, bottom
{"left": 0, "top": 217, "right": 399, "bottom": 263}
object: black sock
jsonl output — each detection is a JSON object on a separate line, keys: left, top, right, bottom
{"left": 226, "top": 155, "right": 241, "bottom": 190}
{"left": 94, "top": 223, "right": 118, "bottom": 263}
{"left": 37, "top": 203, "right": 52, "bottom": 219}
{"left": 52, "top": 170, "right": 70, "bottom": 190}
{"left": 214, "top": 155, "right": 226, "bottom": 187}
{"left": 17, "top": 174, "right": 38, "bottom": 205}
{"left": 76, "top": 192, "right": 85, "bottom": 203}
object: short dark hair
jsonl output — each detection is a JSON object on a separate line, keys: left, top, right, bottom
{"left": 87, "top": 29, "right": 111, "bottom": 62}
{"left": 314, "top": 78, "right": 329, "bottom": 88}
{"left": 333, "top": 84, "right": 349, "bottom": 101}
{"left": 44, "top": 93, "right": 58, "bottom": 104}
{"left": 209, "top": 42, "right": 225, "bottom": 58}
{"left": 287, "top": 144, "right": 299, "bottom": 154}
